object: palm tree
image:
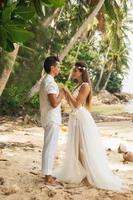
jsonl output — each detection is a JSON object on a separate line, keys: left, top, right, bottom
{"left": 0, "top": 44, "right": 19, "bottom": 96}
{"left": 29, "top": 0, "right": 105, "bottom": 97}
{"left": 94, "top": 0, "right": 131, "bottom": 91}
{"left": 0, "top": 1, "right": 65, "bottom": 96}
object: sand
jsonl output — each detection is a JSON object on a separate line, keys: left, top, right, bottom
{"left": 0, "top": 118, "right": 133, "bottom": 200}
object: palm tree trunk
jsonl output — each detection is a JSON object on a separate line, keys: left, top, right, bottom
{"left": 60, "top": 0, "right": 105, "bottom": 62}
{"left": 95, "top": 66, "right": 104, "bottom": 92}
{"left": 42, "top": 8, "right": 62, "bottom": 27}
{"left": 29, "top": 0, "right": 105, "bottom": 97}
{"left": 74, "top": 28, "right": 89, "bottom": 62}
{"left": 74, "top": 37, "right": 83, "bottom": 62}
{"left": 95, "top": 39, "right": 112, "bottom": 92}
{"left": 102, "top": 71, "right": 112, "bottom": 90}
{"left": 0, "top": 0, "right": 4, "bottom": 7}
{"left": 0, "top": 9, "right": 61, "bottom": 97}
{"left": 28, "top": 10, "right": 64, "bottom": 98}
{"left": 0, "top": 44, "right": 19, "bottom": 96}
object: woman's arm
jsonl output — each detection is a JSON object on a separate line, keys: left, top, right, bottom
{"left": 63, "top": 83, "right": 90, "bottom": 108}
{"left": 64, "top": 92, "right": 72, "bottom": 106}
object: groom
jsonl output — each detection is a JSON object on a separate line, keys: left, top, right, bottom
{"left": 39, "top": 56, "right": 64, "bottom": 185}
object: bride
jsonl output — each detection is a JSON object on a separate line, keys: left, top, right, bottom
{"left": 55, "top": 61, "right": 123, "bottom": 191}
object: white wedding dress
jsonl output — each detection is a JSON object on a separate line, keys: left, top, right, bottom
{"left": 55, "top": 84, "right": 123, "bottom": 191}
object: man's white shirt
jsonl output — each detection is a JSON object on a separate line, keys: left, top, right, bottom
{"left": 39, "top": 74, "right": 61, "bottom": 127}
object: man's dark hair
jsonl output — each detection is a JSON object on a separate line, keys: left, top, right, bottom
{"left": 43, "top": 56, "right": 59, "bottom": 73}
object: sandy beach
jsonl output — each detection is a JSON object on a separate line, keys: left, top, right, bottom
{"left": 0, "top": 118, "right": 133, "bottom": 200}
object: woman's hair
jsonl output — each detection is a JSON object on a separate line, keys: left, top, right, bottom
{"left": 74, "top": 61, "right": 92, "bottom": 110}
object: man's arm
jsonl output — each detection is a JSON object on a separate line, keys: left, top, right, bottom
{"left": 48, "top": 89, "right": 64, "bottom": 108}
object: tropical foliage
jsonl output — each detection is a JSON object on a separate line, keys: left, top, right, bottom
{"left": 0, "top": 0, "right": 65, "bottom": 51}
{"left": 0, "top": 0, "right": 132, "bottom": 115}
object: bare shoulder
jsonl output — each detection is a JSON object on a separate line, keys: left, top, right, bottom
{"left": 78, "top": 83, "right": 90, "bottom": 96}
{"left": 80, "top": 82, "right": 90, "bottom": 90}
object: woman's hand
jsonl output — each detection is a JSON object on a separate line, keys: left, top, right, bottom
{"left": 60, "top": 88, "right": 65, "bottom": 97}
{"left": 61, "top": 86, "right": 70, "bottom": 103}
{"left": 62, "top": 86, "right": 70, "bottom": 94}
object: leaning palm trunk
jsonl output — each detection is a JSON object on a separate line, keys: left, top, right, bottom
{"left": 74, "top": 37, "right": 83, "bottom": 62}
{"left": 29, "top": 9, "right": 64, "bottom": 98}
{"left": 101, "top": 62, "right": 113, "bottom": 90}
{"left": 95, "top": 38, "right": 112, "bottom": 92}
{"left": 74, "top": 28, "right": 89, "bottom": 62}
{"left": 101, "top": 70, "right": 112, "bottom": 91}
{"left": 0, "top": 9, "right": 61, "bottom": 97}
{"left": 0, "top": 44, "right": 19, "bottom": 96}
{"left": 59, "top": 0, "right": 105, "bottom": 62}
{"left": 95, "top": 66, "right": 104, "bottom": 92}
{"left": 42, "top": 8, "right": 62, "bottom": 27}
{"left": 29, "top": 0, "right": 105, "bottom": 97}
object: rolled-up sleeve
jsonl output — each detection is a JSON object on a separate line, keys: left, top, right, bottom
{"left": 45, "top": 81, "right": 57, "bottom": 95}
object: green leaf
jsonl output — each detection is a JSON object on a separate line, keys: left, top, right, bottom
{"left": 2, "top": 3, "right": 16, "bottom": 22}
{"left": 0, "top": 26, "right": 8, "bottom": 50}
{"left": 6, "top": 25, "right": 34, "bottom": 43}
{"left": 4, "top": 0, "right": 16, "bottom": 6}
{"left": 33, "top": 0, "right": 46, "bottom": 17}
{"left": 104, "top": 0, "right": 116, "bottom": 20}
{"left": 6, "top": 39, "right": 15, "bottom": 52}
{"left": 41, "top": 0, "right": 52, "bottom": 5}
{"left": 52, "top": 0, "right": 65, "bottom": 8}
{"left": 41, "top": 0, "right": 65, "bottom": 8}
{"left": 11, "top": 18, "right": 29, "bottom": 28}
{"left": 14, "top": 6, "right": 35, "bottom": 21}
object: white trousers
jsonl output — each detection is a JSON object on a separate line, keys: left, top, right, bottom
{"left": 42, "top": 122, "right": 60, "bottom": 175}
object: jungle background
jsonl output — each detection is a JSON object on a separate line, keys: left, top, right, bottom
{"left": 0, "top": 1, "right": 133, "bottom": 200}
{"left": 0, "top": 0, "right": 133, "bottom": 116}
